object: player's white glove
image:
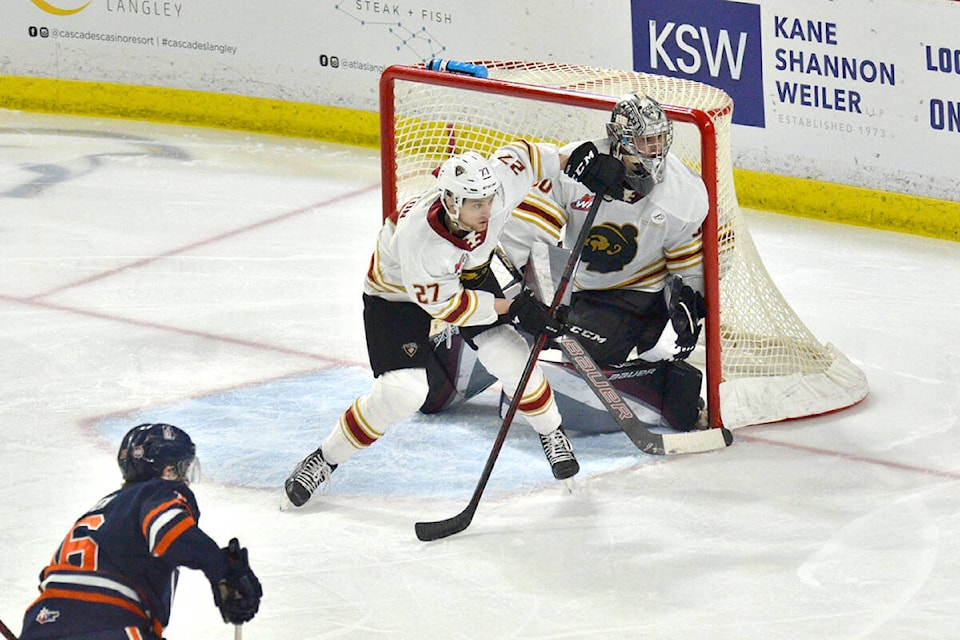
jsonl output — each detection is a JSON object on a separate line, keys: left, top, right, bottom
{"left": 638, "top": 282, "right": 705, "bottom": 362}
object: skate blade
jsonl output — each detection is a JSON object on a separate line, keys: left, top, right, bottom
{"left": 278, "top": 490, "right": 299, "bottom": 511}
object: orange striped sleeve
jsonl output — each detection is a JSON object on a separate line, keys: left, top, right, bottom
{"left": 152, "top": 516, "right": 195, "bottom": 557}
{"left": 37, "top": 588, "right": 149, "bottom": 621}
{"left": 141, "top": 496, "right": 190, "bottom": 539}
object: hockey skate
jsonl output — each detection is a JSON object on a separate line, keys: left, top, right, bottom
{"left": 539, "top": 426, "right": 579, "bottom": 480}
{"left": 284, "top": 447, "right": 337, "bottom": 507}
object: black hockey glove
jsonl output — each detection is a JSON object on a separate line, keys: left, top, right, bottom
{"left": 511, "top": 289, "right": 562, "bottom": 338}
{"left": 213, "top": 538, "right": 263, "bottom": 625}
{"left": 639, "top": 283, "right": 706, "bottom": 362}
{"left": 564, "top": 141, "right": 625, "bottom": 197}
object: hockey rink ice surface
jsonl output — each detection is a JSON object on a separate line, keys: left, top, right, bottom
{"left": 2, "top": 110, "right": 960, "bottom": 639}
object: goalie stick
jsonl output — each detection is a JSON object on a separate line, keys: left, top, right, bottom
{"left": 493, "top": 246, "right": 732, "bottom": 454}
{"left": 414, "top": 176, "right": 609, "bottom": 542}
{"left": 556, "top": 335, "right": 732, "bottom": 453}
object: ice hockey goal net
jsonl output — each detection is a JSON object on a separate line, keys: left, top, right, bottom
{"left": 379, "top": 61, "right": 868, "bottom": 429}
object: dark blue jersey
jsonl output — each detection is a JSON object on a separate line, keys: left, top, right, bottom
{"left": 21, "top": 478, "right": 227, "bottom": 639}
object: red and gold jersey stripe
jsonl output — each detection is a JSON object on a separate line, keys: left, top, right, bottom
{"left": 517, "top": 377, "right": 554, "bottom": 417}
{"left": 365, "top": 247, "right": 405, "bottom": 295}
{"left": 511, "top": 195, "right": 565, "bottom": 240}
{"left": 338, "top": 399, "right": 385, "bottom": 450}
{"left": 436, "top": 289, "right": 479, "bottom": 326}
{"left": 664, "top": 237, "right": 704, "bottom": 272}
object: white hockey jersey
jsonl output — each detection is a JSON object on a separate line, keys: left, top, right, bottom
{"left": 364, "top": 140, "right": 561, "bottom": 327}
{"left": 500, "top": 138, "right": 708, "bottom": 295}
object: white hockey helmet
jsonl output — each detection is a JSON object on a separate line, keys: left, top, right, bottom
{"left": 436, "top": 151, "right": 502, "bottom": 222}
{"left": 606, "top": 94, "right": 674, "bottom": 193}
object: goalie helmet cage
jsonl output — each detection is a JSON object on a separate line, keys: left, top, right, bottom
{"left": 378, "top": 61, "right": 868, "bottom": 429}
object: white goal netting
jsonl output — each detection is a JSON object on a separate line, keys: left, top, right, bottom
{"left": 380, "top": 61, "right": 868, "bottom": 428}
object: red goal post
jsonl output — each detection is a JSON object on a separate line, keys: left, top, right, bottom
{"left": 378, "top": 61, "right": 868, "bottom": 431}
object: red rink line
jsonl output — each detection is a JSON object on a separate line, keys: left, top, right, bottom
{"left": 5, "top": 184, "right": 378, "bottom": 365}
{"left": 12, "top": 181, "right": 956, "bottom": 482}
{"left": 27, "top": 183, "right": 380, "bottom": 301}
{"left": 0, "top": 291, "right": 361, "bottom": 366}
{"left": 735, "top": 431, "right": 960, "bottom": 481}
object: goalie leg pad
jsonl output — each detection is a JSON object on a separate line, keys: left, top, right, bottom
{"left": 531, "top": 357, "right": 703, "bottom": 434}
{"left": 660, "top": 360, "right": 703, "bottom": 432}
{"left": 420, "top": 332, "right": 497, "bottom": 414}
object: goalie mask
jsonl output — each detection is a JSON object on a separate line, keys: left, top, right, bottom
{"left": 606, "top": 94, "right": 674, "bottom": 196}
{"left": 118, "top": 423, "right": 199, "bottom": 484}
{"left": 436, "top": 151, "right": 502, "bottom": 227}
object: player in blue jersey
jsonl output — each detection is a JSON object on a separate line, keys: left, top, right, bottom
{"left": 19, "top": 423, "right": 262, "bottom": 640}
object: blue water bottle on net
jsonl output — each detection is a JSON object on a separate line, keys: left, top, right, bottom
{"left": 426, "top": 58, "right": 489, "bottom": 78}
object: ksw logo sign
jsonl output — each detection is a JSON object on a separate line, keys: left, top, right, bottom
{"left": 630, "top": 0, "right": 764, "bottom": 127}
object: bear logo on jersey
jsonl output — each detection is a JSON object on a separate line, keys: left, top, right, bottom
{"left": 582, "top": 223, "right": 639, "bottom": 273}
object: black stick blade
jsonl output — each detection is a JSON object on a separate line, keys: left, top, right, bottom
{"left": 721, "top": 427, "right": 734, "bottom": 446}
{"left": 415, "top": 508, "right": 475, "bottom": 541}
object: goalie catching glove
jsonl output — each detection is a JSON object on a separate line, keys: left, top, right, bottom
{"left": 213, "top": 538, "right": 263, "bottom": 625}
{"left": 564, "top": 141, "right": 625, "bottom": 198}
{"left": 511, "top": 289, "right": 562, "bottom": 337}
{"left": 638, "top": 281, "right": 706, "bottom": 362}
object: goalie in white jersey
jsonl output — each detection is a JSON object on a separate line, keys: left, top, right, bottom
{"left": 499, "top": 94, "right": 709, "bottom": 432}
{"left": 284, "top": 142, "right": 580, "bottom": 508}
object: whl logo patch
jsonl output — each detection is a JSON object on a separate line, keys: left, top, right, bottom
{"left": 30, "top": 0, "right": 92, "bottom": 15}
{"left": 36, "top": 606, "right": 61, "bottom": 625}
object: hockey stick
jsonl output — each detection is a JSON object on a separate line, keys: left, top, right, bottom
{"left": 225, "top": 538, "right": 251, "bottom": 640}
{"left": 414, "top": 182, "right": 608, "bottom": 542}
{"left": 556, "top": 335, "right": 732, "bottom": 453}
{"left": 0, "top": 617, "right": 18, "bottom": 640}
{"left": 494, "top": 245, "right": 731, "bottom": 454}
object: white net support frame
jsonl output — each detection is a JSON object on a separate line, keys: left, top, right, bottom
{"left": 379, "top": 61, "right": 868, "bottom": 429}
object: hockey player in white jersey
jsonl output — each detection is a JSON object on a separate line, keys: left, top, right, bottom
{"left": 499, "top": 93, "right": 709, "bottom": 432}
{"left": 284, "top": 142, "right": 580, "bottom": 508}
